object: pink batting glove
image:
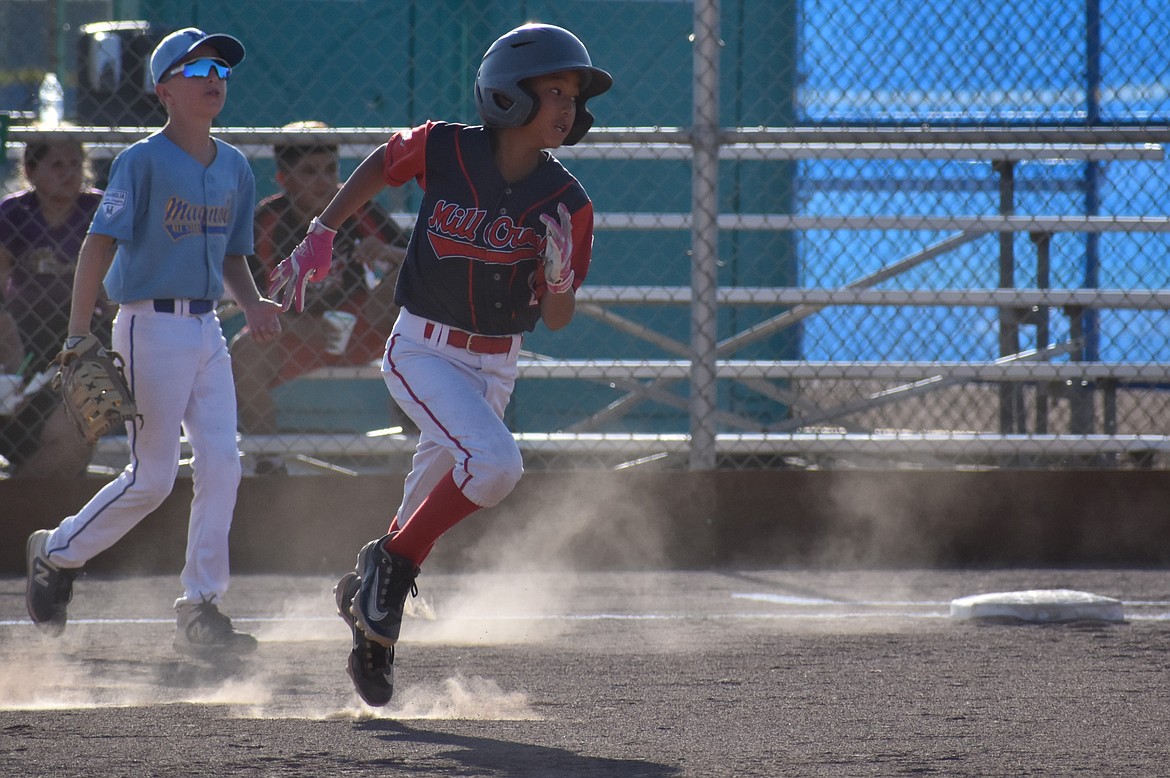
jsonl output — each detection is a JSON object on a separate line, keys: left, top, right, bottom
{"left": 539, "top": 203, "right": 575, "bottom": 295}
{"left": 268, "top": 217, "right": 337, "bottom": 312}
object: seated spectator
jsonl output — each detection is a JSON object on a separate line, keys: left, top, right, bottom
{"left": 231, "top": 122, "right": 410, "bottom": 475}
{"left": 0, "top": 305, "right": 22, "bottom": 372}
{"left": 0, "top": 135, "right": 111, "bottom": 477}
{"left": 0, "top": 305, "right": 25, "bottom": 418}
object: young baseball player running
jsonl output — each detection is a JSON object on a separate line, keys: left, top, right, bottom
{"left": 269, "top": 22, "right": 611, "bottom": 705}
{"left": 24, "top": 27, "right": 282, "bottom": 656}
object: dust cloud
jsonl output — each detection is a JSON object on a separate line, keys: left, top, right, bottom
{"left": 362, "top": 674, "right": 540, "bottom": 721}
{"left": 0, "top": 473, "right": 686, "bottom": 722}
{"left": 0, "top": 629, "right": 273, "bottom": 711}
{"left": 809, "top": 469, "right": 984, "bottom": 569}
{"left": 403, "top": 471, "right": 686, "bottom": 645}
{"left": 0, "top": 625, "right": 540, "bottom": 722}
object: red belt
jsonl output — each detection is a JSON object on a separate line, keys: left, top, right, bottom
{"left": 423, "top": 322, "right": 515, "bottom": 355}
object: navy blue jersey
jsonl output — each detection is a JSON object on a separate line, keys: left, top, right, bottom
{"left": 383, "top": 121, "right": 593, "bottom": 336}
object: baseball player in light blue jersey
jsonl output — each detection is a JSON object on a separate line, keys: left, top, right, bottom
{"left": 24, "top": 27, "right": 282, "bottom": 657}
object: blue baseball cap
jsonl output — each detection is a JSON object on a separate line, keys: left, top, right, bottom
{"left": 150, "top": 27, "right": 245, "bottom": 89}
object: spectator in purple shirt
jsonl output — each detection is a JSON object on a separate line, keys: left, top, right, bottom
{"left": 0, "top": 136, "right": 112, "bottom": 477}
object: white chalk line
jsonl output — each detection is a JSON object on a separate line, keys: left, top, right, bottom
{"left": 2, "top": 592, "right": 1168, "bottom": 628}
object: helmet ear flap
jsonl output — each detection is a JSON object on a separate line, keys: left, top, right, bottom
{"left": 564, "top": 101, "right": 595, "bottom": 146}
{"left": 476, "top": 82, "right": 541, "bottom": 129}
{"left": 515, "top": 83, "right": 541, "bottom": 126}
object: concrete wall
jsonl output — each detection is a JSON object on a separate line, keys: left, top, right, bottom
{"left": 4, "top": 470, "right": 1170, "bottom": 577}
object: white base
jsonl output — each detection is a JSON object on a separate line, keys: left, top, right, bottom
{"left": 949, "top": 589, "right": 1124, "bottom": 623}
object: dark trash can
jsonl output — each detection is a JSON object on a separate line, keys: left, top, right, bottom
{"left": 76, "top": 21, "right": 165, "bottom": 126}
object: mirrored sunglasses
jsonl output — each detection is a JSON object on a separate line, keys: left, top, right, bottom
{"left": 164, "top": 57, "right": 231, "bottom": 82}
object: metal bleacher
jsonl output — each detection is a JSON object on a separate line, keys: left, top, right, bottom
{"left": 11, "top": 124, "right": 1169, "bottom": 469}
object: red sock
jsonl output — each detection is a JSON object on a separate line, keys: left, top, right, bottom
{"left": 386, "top": 471, "right": 479, "bottom": 566}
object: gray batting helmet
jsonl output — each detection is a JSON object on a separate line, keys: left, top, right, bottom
{"left": 475, "top": 23, "right": 612, "bottom": 146}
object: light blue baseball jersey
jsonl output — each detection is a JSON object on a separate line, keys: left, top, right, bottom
{"left": 92, "top": 133, "right": 255, "bottom": 303}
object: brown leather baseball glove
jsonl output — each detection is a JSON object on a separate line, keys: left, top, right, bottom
{"left": 52, "top": 333, "right": 138, "bottom": 444}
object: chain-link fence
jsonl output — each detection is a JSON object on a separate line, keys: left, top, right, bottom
{"left": 2, "top": 0, "right": 1170, "bottom": 475}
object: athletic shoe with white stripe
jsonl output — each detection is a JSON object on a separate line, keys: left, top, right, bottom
{"left": 350, "top": 535, "right": 419, "bottom": 648}
{"left": 335, "top": 571, "right": 395, "bottom": 706}
{"left": 26, "top": 530, "right": 78, "bottom": 636}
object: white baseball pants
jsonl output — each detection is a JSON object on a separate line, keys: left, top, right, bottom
{"left": 44, "top": 300, "right": 242, "bottom": 606}
{"left": 383, "top": 309, "right": 524, "bottom": 524}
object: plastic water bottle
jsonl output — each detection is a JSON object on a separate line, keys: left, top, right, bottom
{"left": 38, "top": 73, "right": 64, "bottom": 127}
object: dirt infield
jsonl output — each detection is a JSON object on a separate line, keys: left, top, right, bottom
{"left": 1, "top": 568, "right": 1168, "bottom": 777}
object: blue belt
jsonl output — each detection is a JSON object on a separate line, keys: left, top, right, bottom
{"left": 154, "top": 299, "right": 214, "bottom": 314}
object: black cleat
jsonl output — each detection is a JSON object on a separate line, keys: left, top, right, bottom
{"left": 335, "top": 571, "right": 395, "bottom": 706}
{"left": 350, "top": 535, "right": 419, "bottom": 648}
{"left": 253, "top": 456, "right": 288, "bottom": 477}
{"left": 26, "top": 530, "right": 78, "bottom": 636}
{"left": 174, "top": 599, "right": 258, "bottom": 657}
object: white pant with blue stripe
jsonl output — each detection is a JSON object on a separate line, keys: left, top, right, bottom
{"left": 44, "top": 300, "right": 242, "bottom": 607}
